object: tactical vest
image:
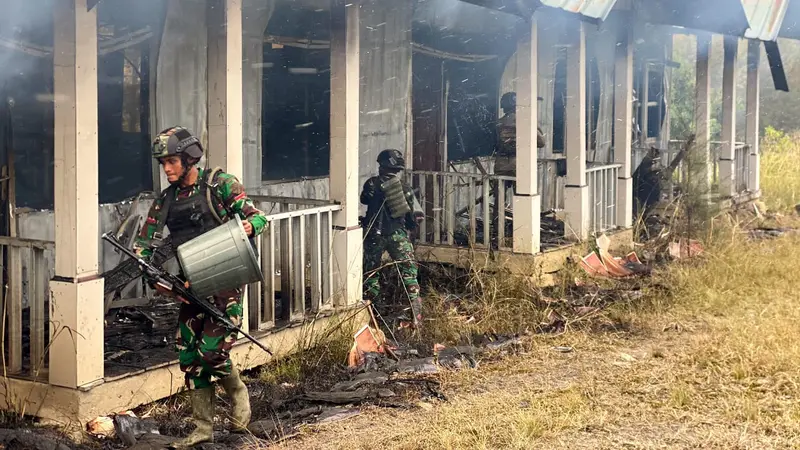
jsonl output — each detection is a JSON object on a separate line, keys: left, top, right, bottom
{"left": 157, "top": 168, "right": 229, "bottom": 252}
{"left": 162, "top": 182, "right": 218, "bottom": 251}
{"left": 380, "top": 173, "right": 412, "bottom": 219}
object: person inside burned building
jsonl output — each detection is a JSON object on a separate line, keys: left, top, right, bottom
{"left": 361, "top": 149, "right": 425, "bottom": 329}
{"left": 492, "top": 92, "right": 546, "bottom": 246}
{"left": 132, "top": 126, "right": 267, "bottom": 448}
{"left": 494, "top": 91, "right": 546, "bottom": 177}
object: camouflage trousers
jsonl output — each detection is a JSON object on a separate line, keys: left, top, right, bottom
{"left": 363, "top": 229, "right": 422, "bottom": 323}
{"left": 175, "top": 289, "right": 243, "bottom": 390}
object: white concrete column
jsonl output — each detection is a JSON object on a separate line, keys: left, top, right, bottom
{"left": 207, "top": 0, "right": 249, "bottom": 332}
{"left": 564, "top": 21, "right": 589, "bottom": 241}
{"left": 207, "top": 0, "right": 244, "bottom": 180}
{"left": 242, "top": 0, "right": 274, "bottom": 190}
{"left": 513, "top": 17, "right": 540, "bottom": 254}
{"left": 614, "top": 19, "right": 634, "bottom": 228}
{"left": 746, "top": 39, "right": 760, "bottom": 194}
{"left": 50, "top": 0, "right": 104, "bottom": 389}
{"left": 719, "top": 36, "right": 738, "bottom": 198}
{"left": 330, "top": 0, "right": 362, "bottom": 306}
{"left": 695, "top": 34, "right": 712, "bottom": 193}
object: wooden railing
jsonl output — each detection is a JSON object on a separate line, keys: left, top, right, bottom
{"left": 735, "top": 143, "right": 751, "bottom": 194}
{"left": 248, "top": 196, "right": 341, "bottom": 331}
{"left": 586, "top": 163, "right": 621, "bottom": 234}
{"left": 635, "top": 140, "right": 751, "bottom": 199}
{"left": 408, "top": 170, "right": 516, "bottom": 250}
{"left": 539, "top": 158, "right": 566, "bottom": 212}
{"left": 446, "top": 157, "right": 565, "bottom": 212}
{"left": 0, "top": 237, "right": 53, "bottom": 378}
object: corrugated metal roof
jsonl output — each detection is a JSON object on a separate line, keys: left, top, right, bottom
{"left": 741, "top": 0, "right": 789, "bottom": 41}
{"left": 640, "top": 0, "right": 750, "bottom": 37}
{"left": 540, "top": 0, "right": 619, "bottom": 21}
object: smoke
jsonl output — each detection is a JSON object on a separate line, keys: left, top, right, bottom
{"left": 0, "top": 0, "right": 54, "bottom": 39}
{"left": 415, "top": 0, "right": 519, "bottom": 38}
{"left": 0, "top": 0, "right": 55, "bottom": 86}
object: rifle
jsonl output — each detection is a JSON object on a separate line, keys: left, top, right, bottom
{"left": 101, "top": 232, "right": 273, "bottom": 356}
{"left": 102, "top": 234, "right": 175, "bottom": 294}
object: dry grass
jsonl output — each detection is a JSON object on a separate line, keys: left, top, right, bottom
{"left": 268, "top": 233, "right": 800, "bottom": 449}
{"left": 259, "top": 137, "right": 800, "bottom": 449}
{"left": 761, "top": 127, "right": 800, "bottom": 211}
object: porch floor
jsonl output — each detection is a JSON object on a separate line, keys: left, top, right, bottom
{"left": 416, "top": 227, "right": 636, "bottom": 284}
{"left": 442, "top": 212, "right": 569, "bottom": 251}
{"left": 103, "top": 298, "right": 179, "bottom": 379}
{"left": 103, "top": 294, "right": 306, "bottom": 380}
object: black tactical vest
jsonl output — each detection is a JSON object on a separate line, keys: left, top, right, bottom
{"left": 364, "top": 175, "right": 412, "bottom": 236}
{"left": 161, "top": 178, "right": 219, "bottom": 251}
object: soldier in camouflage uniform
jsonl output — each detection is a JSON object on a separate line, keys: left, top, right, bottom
{"left": 133, "top": 126, "right": 266, "bottom": 448}
{"left": 495, "top": 91, "right": 546, "bottom": 177}
{"left": 361, "top": 149, "right": 424, "bottom": 328}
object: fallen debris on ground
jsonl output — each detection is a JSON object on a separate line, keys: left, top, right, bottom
{"left": 746, "top": 227, "right": 799, "bottom": 241}
{"left": 0, "top": 428, "right": 73, "bottom": 450}
{"left": 668, "top": 238, "right": 704, "bottom": 259}
{"left": 579, "top": 235, "right": 650, "bottom": 279}
{"left": 347, "top": 324, "right": 387, "bottom": 368}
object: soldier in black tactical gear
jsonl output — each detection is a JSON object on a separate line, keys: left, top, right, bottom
{"left": 361, "top": 149, "right": 424, "bottom": 328}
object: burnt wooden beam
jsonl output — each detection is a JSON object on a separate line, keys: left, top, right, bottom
{"left": 764, "top": 40, "right": 789, "bottom": 93}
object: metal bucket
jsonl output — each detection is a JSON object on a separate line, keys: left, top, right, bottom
{"left": 176, "top": 216, "right": 265, "bottom": 299}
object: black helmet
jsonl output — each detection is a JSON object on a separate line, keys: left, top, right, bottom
{"left": 500, "top": 92, "right": 516, "bottom": 112}
{"left": 151, "top": 126, "right": 204, "bottom": 161}
{"left": 377, "top": 149, "right": 405, "bottom": 170}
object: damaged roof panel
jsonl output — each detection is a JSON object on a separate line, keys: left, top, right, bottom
{"left": 640, "top": 0, "right": 750, "bottom": 37}
{"left": 741, "top": 0, "right": 789, "bottom": 41}
{"left": 458, "top": 0, "right": 618, "bottom": 21}
{"left": 540, "top": 0, "right": 619, "bottom": 21}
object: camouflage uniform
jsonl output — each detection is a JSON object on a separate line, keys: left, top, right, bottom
{"left": 134, "top": 168, "right": 266, "bottom": 390}
{"left": 360, "top": 174, "right": 423, "bottom": 324}
{"left": 495, "top": 111, "right": 546, "bottom": 177}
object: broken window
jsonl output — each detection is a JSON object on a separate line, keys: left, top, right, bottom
{"left": 121, "top": 47, "right": 142, "bottom": 134}
{"left": 262, "top": 44, "right": 331, "bottom": 181}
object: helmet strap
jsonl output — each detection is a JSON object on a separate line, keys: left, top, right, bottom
{"left": 172, "top": 154, "right": 199, "bottom": 186}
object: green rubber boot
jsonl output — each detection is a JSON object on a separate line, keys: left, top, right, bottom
{"left": 220, "top": 367, "right": 251, "bottom": 431}
{"left": 171, "top": 387, "right": 215, "bottom": 449}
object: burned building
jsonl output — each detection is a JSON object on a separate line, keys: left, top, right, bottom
{"left": 0, "top": 0, "right": 792, "bottom": 424}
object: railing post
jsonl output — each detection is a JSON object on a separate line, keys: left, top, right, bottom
{"left": 564, "top": 21, "right": 589, "bottom": 241}
{"left": 50, "top": 0, "right": 104, "bottom": 389}
{"left": 513, "top": 15, "right": 541, "bottom": 254}
{"left": 330, "top": 0, "right": 362, "bottom": 307}
{"left": 614, "top": 15, "right": 633, "bottom": 228}
{"left": 745, "top": 39, "right": 760, "bottom": 194}
{"left": 718, "top": 36, "right": 738, "bottom": 198}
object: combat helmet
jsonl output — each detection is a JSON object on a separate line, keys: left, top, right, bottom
{"left": 377, "top": 149, "right": 405, "bottom": 170}
{"left": 151, "top": 126, "right": 204, "bottom": 162}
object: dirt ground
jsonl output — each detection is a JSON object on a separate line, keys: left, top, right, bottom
{"left": 252, "top": 231, "right": 800, "bottom": 450}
